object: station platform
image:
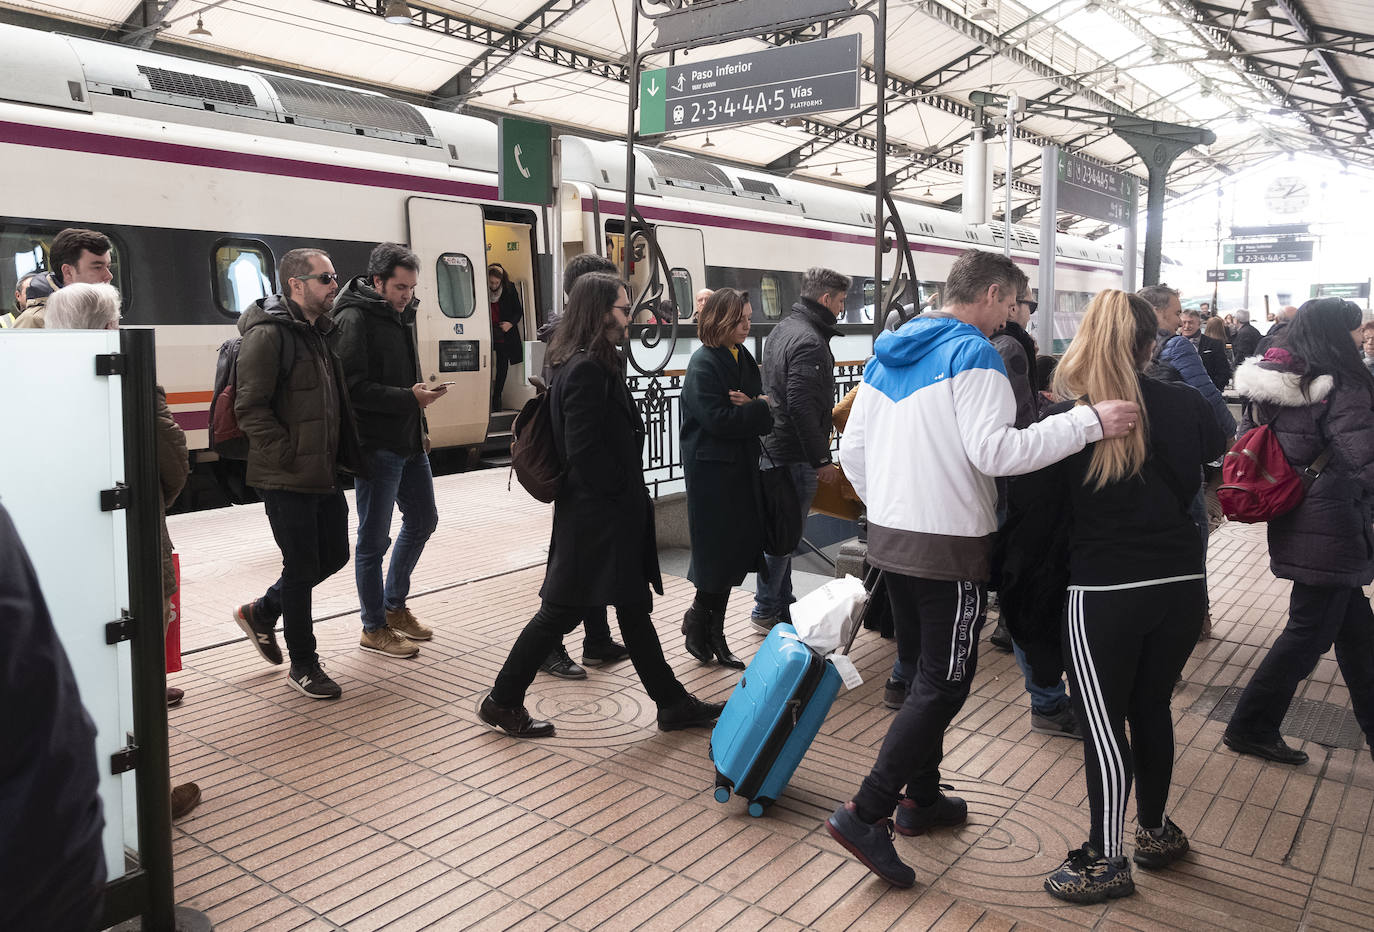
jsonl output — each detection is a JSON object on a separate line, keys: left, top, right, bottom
{"left": 163, "top": 469, "right": 1374, "bottom": 931}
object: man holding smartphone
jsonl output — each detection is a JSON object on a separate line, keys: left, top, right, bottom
{"left": 332, "top": 243, "right": 447, "bottom": 659}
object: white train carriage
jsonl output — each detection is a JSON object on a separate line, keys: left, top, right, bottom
{"left": 1, "top": 22, "right": 1136, "bottom": 484}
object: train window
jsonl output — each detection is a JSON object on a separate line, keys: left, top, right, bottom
{"left": 212, "top": 240, "right": 273, "bottom": 316}
{"left": 669, "top": 268, "right": 693, "bottom": 320}
{"left": 760, "top": 273, "right": 782, "bottom": 320}
{"left": 435, "top": 253, "right": 476, "bottom": 318}
{"left": 1, "top": 222, "right": 127, "bottom": 314}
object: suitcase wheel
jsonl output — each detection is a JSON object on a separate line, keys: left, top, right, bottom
{"left": 714, "top": 786, "right": 731, "bottom": 804}
{"left": 747, "top": 801, "right": 765, "bottom": 818}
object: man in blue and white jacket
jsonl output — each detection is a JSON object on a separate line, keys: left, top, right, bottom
{"left": 824, "top": 249, "right": 1138, "bottom": 888}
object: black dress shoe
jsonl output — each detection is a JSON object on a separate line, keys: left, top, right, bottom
{"left": 989, "top": 620, "right": 1013, "bottom": 652}
{"left": 1223, "top": 731, "right": 1308, "bottom": 765}
{"left": 582, "top": 640, "right": 630, "bottom": 666}
{"left": 478, "top": 693, "right": 555, "bottom": 738}
{"left": 538, "top": 645, "right": 587, "bottom": 679}
{"left": 657, "top": 695, "right": 726, "bottom": 731}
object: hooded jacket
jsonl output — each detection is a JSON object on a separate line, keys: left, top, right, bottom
{"left": 1155, "top": 331, "right": 1236, "bottom": 437}
{"left": 761, "top": 297, "right": 841, "bottom": 467}
{"left": 1236, "top": 350, "right": 1374, "bottom": 587}
{"left": 234, "top": 295, "right": 363, "bottom": 493}
{"left": 840, "top": 312, "right": 1103, "bottom": 582}
{"left": 330, "top": 276, "right": 425, "bottom": 456}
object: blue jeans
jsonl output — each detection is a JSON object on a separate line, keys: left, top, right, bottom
{"left": 753, "top": 462, "right": 819, "bottom": 621}
{"left": 1013, "top": 639, "right": 1069, "bottom": 714}
{"left": 354, "top": 448, "right": 438, "bottom": 631}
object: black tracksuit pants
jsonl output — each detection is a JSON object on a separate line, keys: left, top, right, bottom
{"left": 1228, "top": 582, "right": 1374, "bottom": 744}
{"left": 854, "top": 573, "right": 986, "bottom": 820}
{"left": 1063, "top": 578, "right": 1205, "bottom": 859}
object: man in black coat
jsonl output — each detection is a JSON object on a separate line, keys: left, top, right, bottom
{"left": 751, "top": 267, "right": 847, "bottom": 632}
{"left": 332, "top": 243, "right": 448, "bottom": 662}
{"left": 0, "top": 500, "right": 106, "bottom": 930}
{"left": 1231, "top": 309, "right": 1262, "bottom": 361}
{"left": 1179, "top": 308, "right": 1232, "bottom": 391}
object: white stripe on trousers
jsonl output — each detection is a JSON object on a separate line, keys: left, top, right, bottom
{"left": 945, "top": 581, "right": 981, "bottom": 682}
{"left": 1067, "top": 588, "right": 1129, "bottom": 859}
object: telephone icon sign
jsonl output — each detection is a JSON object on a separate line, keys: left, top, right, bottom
{"left": 514, "top": 144, "right": 532, "bottom": 179}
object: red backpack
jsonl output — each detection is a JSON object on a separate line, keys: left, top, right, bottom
{"left": 1217, "top": 423, "right": 1331, "bottom": 523}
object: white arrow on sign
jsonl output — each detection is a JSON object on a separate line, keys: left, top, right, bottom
{"left": 647, "top": 78, "right": 660, "bottom": 96}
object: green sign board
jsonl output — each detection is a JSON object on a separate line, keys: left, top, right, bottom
{"left": 1222, "top": 241, "right": 1314, "bottom": 264}
{"left": 497, "top": 117, "right": 552, "bottom": 206}
{"left": 1310, "top": 282, "right": 1371, "bottom": 299}
{"left": 640, "top": 69, "right": 668, "bottom": 136}
{"left": 1206, "top": 269, "right": 1244, "bottom": 283}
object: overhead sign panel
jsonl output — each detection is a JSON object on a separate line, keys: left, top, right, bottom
{"left": 1055, "top": 151, "right": 1137, "bottom": 226}
{"left": 1222, "top": 241, "right": 1314, "bottom": 264}
{"left": 1311, "top": 281, "right": 1371, "bottom": 299}
{"left": 639, "top": 35, "right": 861, "bottom": 135}
{"left": 653, "top": 0, "right": 854, "bottom": 48}
{"left": 497, "top": 117, "right": 553, "bottom": 206}
{"left": 1206, "top": 269, "right": 1245, "bottom": 283}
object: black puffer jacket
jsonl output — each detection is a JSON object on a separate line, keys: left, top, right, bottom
{"left": 760, "top": 298, "right": 840, "bottom": 466}
{"left": 331, "top": 276, "right": 425, "bottom": 457}
{"left": 1235, "top": 350, "right": 1374, "bottom": 587}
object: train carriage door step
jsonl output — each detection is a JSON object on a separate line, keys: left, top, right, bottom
{"left": 407, "top": 197, "right": 491, "bottom": 452}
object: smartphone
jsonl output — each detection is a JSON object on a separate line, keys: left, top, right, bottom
{"left": 434, "top": 381, "right": 456, "bottom": 389}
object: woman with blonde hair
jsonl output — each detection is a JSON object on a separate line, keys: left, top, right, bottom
{"left": 1028, "top": 290, "right": 1228, "bottom": 904}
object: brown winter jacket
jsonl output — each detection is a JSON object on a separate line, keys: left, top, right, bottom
{"left": 234, "top": 295, "right": 364, "bottom": 494}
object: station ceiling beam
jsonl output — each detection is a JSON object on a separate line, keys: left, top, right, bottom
{"left": 1269, "top": 0, "right": 1374, "bottom": 135}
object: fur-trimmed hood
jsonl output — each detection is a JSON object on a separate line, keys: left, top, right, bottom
{"left": 1234, "top": 352, "right": 1333, "bottom": 408}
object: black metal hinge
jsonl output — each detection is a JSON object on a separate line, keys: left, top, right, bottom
{"left": 95, "top": 353, "right": 126, "bottom": 376}
{"left": 105, "top": 610, "right": 136, "bottom": 644}
{"left": 101, "top": 483, "right": 129, "bottom": 511}
{"left": 111, "top": 745, "right": 138, "bottom": 774}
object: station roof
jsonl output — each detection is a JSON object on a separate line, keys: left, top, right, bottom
{"left": 5, "top": 0, "right": 1372, "bottom": 237}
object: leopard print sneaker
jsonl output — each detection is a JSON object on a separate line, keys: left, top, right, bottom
{"left": 1133, "top": 817, "right": 1189, "bottom": 869}
{"left": 1044, "top": 845, "right": 1135, "bottom": 904}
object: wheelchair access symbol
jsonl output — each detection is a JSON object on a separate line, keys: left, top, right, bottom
{"left": 453, "top": 323, "right": 464, "bottom": 334}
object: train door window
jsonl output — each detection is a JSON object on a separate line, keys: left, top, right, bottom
{"left": 212, "top": 240, "right": 273, "bottom": 316}
{"left": 435, "top": 253, "right": 476, "bottom": 318}
{"left": 760, "top": 273, "right": 782, "bottom": 320}
{"left": 670, "top": 268, "right": 693, "bottom": 320}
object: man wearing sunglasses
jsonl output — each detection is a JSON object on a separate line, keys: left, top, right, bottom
{"left": 232, "top": 248, "right": 365, "bottom": 700}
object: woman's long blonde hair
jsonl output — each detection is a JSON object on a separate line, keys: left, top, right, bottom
{"left": 1051, "top": 289, "right": 1158, "bottom": 490}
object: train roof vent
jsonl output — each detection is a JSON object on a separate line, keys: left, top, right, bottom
{"left": 641, "top": 148, "right": 732, "bottom": 189}
{"left": 263, "top": 74, "right": 433, "bottom": 139}
{"left": 138, "top": 65, "right": 256, "bottom": 107}
{"left": 738, "top": 177, "right": 779, "bottom": 197}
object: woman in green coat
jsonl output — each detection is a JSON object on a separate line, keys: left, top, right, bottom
{"left": 680, "top": 288, "right": 774, "bottom": 667}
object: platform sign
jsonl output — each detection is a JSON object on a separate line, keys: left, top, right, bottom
{"left": 497, "top": 117, "right": 552, "bottom": 206}
{"left": 1206, "top": 269, "right": 1244, "bottom": 283}
{"left": 1055, "top": 151, "right": 1137, "bottom": 226}
{"left": 1223, "top": 241, "right": 1314, "bottom": 264}
{"left": 638, "top": 34, "right": 861, "bottom": 136}
{"left": 1311, "top": 281, "right": 1371, "bottom": 299}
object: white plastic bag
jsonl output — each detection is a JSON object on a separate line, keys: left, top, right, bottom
{"left": 790, "top": 574, "right": 868, "bottom": 655}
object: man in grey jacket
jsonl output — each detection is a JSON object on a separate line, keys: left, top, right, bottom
{"left": 752, "top": 267, "right": 847, "bottom": 632}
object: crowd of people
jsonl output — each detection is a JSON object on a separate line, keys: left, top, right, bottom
{"left": 9, "top": 230, "right": 1374, "bottom": 924}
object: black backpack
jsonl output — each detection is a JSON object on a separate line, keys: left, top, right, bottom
{"left": 509, "top": 375, "right": 563, "bottom": 502}
{"left": 208, "top": 329, "right": 295, "bottom": 460}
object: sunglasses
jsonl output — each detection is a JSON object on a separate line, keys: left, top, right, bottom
{"left": 293, "top": 273, "right": 340, "bottom": 285}
{"left": 1019, "top": 299, "right": 1038, "bottom": 314}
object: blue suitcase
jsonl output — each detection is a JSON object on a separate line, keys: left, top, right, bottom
{"left": 709, "top": 623, "right": 843, "bottom": 817}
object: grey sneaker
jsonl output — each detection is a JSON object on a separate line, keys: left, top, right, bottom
{"left": 288, "top": 662, "right": 341, "bottom": 700}
{"left": 750, "top": 614, "right": 782, "bottom": 635}
{"left": 1031, "top": 703, "right": 1083, "bottom": 739}
{"left": 360, "top": 626, "right": 420, "bottom": 659}
{"left": 234, "top": 602, "right": 283, "bottom": 665}
{"left": 882, "top": 678, "right": 908, "bottom": 711}
{"left": 825, "top": 802, "right": 915, "bottom": 888}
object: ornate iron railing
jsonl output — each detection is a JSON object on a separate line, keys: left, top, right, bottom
{"left": 630, "top": 361, "right": 868, "bottom": 498}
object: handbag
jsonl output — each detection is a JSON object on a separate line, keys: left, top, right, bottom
{"left": 811, "top": 463, "right": 863, "bottom": 521}
{"left": 758, "top": 448, "right": 804, "bottom": 556}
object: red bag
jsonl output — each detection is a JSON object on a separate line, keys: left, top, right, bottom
{"left": 165, "top": 552, "right": 182, "bottom": 674}
{"left": 1217, "top": 424, "right": 1330, "bottom": 524}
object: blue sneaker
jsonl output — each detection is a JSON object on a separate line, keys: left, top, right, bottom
{"left": 895, "top": 785, "right": 968, "bottom": 836}
{"left": 1044, "top": 844, "right": 1134, "bottom": 904}
{"left": 825, "top": 802, "right": 915, "bottom": 888}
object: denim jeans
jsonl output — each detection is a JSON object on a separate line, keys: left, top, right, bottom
{"left": 257, "top": 489, "right": 350, "bottom": 668}
{"left": 752, "top": 461, "right": 819, "bottom": 621}
{"left": 354, "top": 449, "right": 438, "bottom": 631}
{"left": 1012, "top": 639, "right": 1069, "bottom": 714}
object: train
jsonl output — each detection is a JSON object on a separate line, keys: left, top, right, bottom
{"left": 0, "top": 22, "right": 1139, "bottom": 479}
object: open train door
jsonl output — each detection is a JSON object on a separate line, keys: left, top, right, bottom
{"left": 407, "top": 197, "right": 491, "bottom": 449}
{"left": 652, "top": 224, "right": 706, "bottom": 323}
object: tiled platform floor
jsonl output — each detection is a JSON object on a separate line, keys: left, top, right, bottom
{"left": 163, "top": 471, "right": 1374, "bottom": 931}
